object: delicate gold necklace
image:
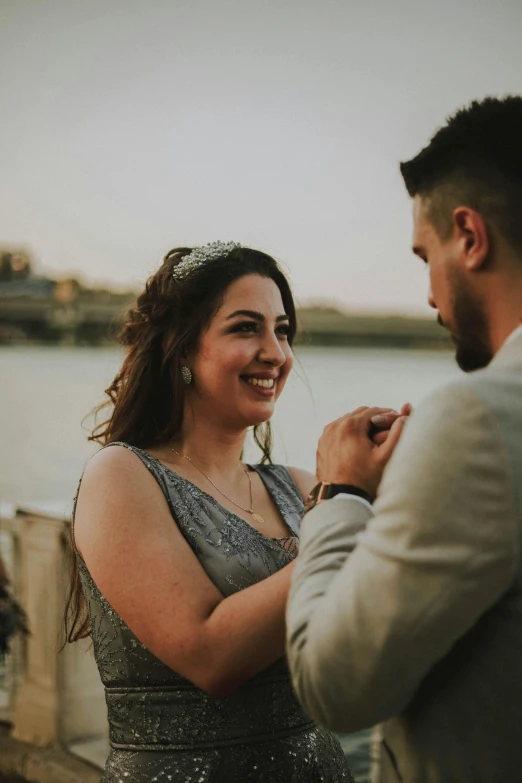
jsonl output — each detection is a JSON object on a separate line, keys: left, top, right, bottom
{"left": 170, "top": 447, "right": 265, "bottom": 525}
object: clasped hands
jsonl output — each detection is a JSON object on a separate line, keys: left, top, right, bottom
{"left": 316, "top": 403, "right": 412, "bottom": 500}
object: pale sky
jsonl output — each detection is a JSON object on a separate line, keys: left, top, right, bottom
{"left": 1, "top": 0, "right": 521, "bottom": 314}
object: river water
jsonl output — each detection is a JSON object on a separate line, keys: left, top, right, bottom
{"left": 0, "top": 345, "right": 460, "bottom": 781}
{"left": 0, "top": 344, "right": 460, "bottom": 505}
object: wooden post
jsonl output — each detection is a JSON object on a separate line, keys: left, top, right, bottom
{"left": 0, "top": 507, "right": 21, "bottom": 723}
{"left": 370, "top": 725, "right": 383, "bottom": 783}
{"left": 11, "top": 505, "right": 106, "bottom": 748}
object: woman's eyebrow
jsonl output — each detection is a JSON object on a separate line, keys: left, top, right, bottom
{"left": 225, "top": 309, "right": 289, "bottom": 322}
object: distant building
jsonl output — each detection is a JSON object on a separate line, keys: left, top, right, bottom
{"left": 0, "top": 250, "right": 137, "bottom": 343}
{"left": 54, "top": 278, "right": 80, "bottom": 304}
{"left": 0, "top": 249, "right": 32, "bottom": 281}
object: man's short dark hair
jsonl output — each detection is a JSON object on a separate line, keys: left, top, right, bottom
{"left": 400, "top": 96, "right": 522, "bottom": 251}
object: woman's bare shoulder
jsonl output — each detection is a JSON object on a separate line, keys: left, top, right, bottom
{"left": 78, "top": 444, "right": 158, "bottom": 496}
{"left": 286, "top": 466, "right": 316, "bottom": 501}
{"left": 83, "top": 442, "right": 143, "bottom": 474}
{"left": 74, "top": 444, "right": 168, "bottom": 547}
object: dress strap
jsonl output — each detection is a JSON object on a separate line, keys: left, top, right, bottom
{"left": 249, "top": 464, "right": 305, "bottom": 536}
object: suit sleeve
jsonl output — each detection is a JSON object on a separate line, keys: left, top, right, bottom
{"left": 286, "top": 381, "right": 518, "bottom": 732}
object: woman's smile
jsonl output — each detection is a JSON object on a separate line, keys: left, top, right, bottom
{"left": 240, "top": 370, "right": 279, "bottom": 398}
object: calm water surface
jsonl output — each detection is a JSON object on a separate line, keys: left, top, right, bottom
{"left": 0, "top": 344, "right": 459, "bottom": 506}
{"left": 0, "top": 345, "right": 460, "bottom": 782}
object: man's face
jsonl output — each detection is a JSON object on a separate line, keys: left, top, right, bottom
{"left": 412, "top": 196, "right": 492, "bottom": 371}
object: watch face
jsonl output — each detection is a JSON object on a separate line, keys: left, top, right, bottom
{"left": 317, "top": 482, "right": 332, "bottom": 502}
{"left": 307, "top": 483, "right": 320, "bottom": 502}
{"left": 305, "top": 482, "right": 324, "bottom": 512}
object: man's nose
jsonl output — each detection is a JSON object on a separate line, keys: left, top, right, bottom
{"left": 428, "top": 285, "right": 437, "bottom": 310}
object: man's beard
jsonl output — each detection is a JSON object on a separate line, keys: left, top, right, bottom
{"left": 440, "top": 278, "right": 492, "bottom": 372}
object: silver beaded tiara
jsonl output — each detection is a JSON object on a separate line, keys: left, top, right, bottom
{"left": 172, "top": 241, "right": 242, "bottom": 280}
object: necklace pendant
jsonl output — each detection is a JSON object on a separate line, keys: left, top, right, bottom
{"left": 251, "top": 512, "right": 265, "bottom": 525}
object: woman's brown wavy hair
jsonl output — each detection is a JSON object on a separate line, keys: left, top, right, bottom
{"left": 64, "top": 245, "right": 297, "bottom": 642}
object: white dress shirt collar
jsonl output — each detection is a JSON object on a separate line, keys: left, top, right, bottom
{"left": 503, "top": 323, "right": 522, "bottom": 348}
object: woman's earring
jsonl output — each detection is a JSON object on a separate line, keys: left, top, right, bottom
{"left": 181, "top": 366, "right": 193, "bottom": 385}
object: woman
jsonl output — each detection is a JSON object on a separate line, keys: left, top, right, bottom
{"left": 66, "top": 241, "right": 355, "bottom": 782}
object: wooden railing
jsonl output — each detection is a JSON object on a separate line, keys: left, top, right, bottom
{"left": 0, "top": 503, "right": 108, "bottom": 767}
{"left": 0, "top": 506, "right": 21, "bottom": 724}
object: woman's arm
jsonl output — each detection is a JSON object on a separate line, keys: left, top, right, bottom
{"left": 74, "top": 446, "right": 295, "bottom": 698}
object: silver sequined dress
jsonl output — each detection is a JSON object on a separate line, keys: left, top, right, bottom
{"left": 76, "top": 443, "right": 353, "bottom": 782}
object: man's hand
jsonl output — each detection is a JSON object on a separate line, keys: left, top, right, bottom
{"left": 316, "top": 405, "right": 410, "bottom": 499}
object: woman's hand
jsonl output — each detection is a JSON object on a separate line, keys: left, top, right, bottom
{"left": 370, "top": 403, "right": 412, "bottom": 445}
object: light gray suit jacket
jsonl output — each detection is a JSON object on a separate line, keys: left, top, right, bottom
{"left": 287, "top": 330, "right": 522, "bottom": 783}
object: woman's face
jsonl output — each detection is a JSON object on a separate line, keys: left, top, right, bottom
{"left": 187, "top": 274, "right": 294, "bottom": 430}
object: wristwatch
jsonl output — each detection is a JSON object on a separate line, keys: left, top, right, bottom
{"left": 305, "top": 482, "right": 374, "bottom": 512}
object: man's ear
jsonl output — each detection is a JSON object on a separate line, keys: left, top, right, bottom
{"left": 453, "top": 206, "right": 489, "bottom": 271}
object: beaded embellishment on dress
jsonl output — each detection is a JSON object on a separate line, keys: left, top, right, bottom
{"left": 75, "top": 444, "right": 353, "bottom": 782}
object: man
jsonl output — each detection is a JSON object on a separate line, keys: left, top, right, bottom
{"left": 286, "top": 96, "right": 522, "bottom": 783}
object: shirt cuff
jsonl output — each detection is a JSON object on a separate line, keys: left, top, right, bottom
{"left": 333, "top": 493, "right": 374, "bottom": 514}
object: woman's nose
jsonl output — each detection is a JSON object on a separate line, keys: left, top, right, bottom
{"left": 258, "top": 332, "right": 287, "bottom": 365}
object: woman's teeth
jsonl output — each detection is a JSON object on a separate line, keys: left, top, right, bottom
{"left": 246, "top": 378, "right": 275, "bottom": 388}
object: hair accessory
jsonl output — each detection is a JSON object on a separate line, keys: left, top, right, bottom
{"left": 172, "top": 241, "right": 241, "bottom": 280}
{"left": 181, "top": 366, "right": 193, "bottom": 385}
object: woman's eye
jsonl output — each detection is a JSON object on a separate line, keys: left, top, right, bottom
{"left": 231, "top": 321, "right": 258, "bottom": 333}
{"left": 228, "top": 321, "right": 291, "bottom": 337}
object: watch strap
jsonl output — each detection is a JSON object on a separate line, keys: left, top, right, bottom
{"left": 305, "top": 482, "right": 374, "bottom": 512}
